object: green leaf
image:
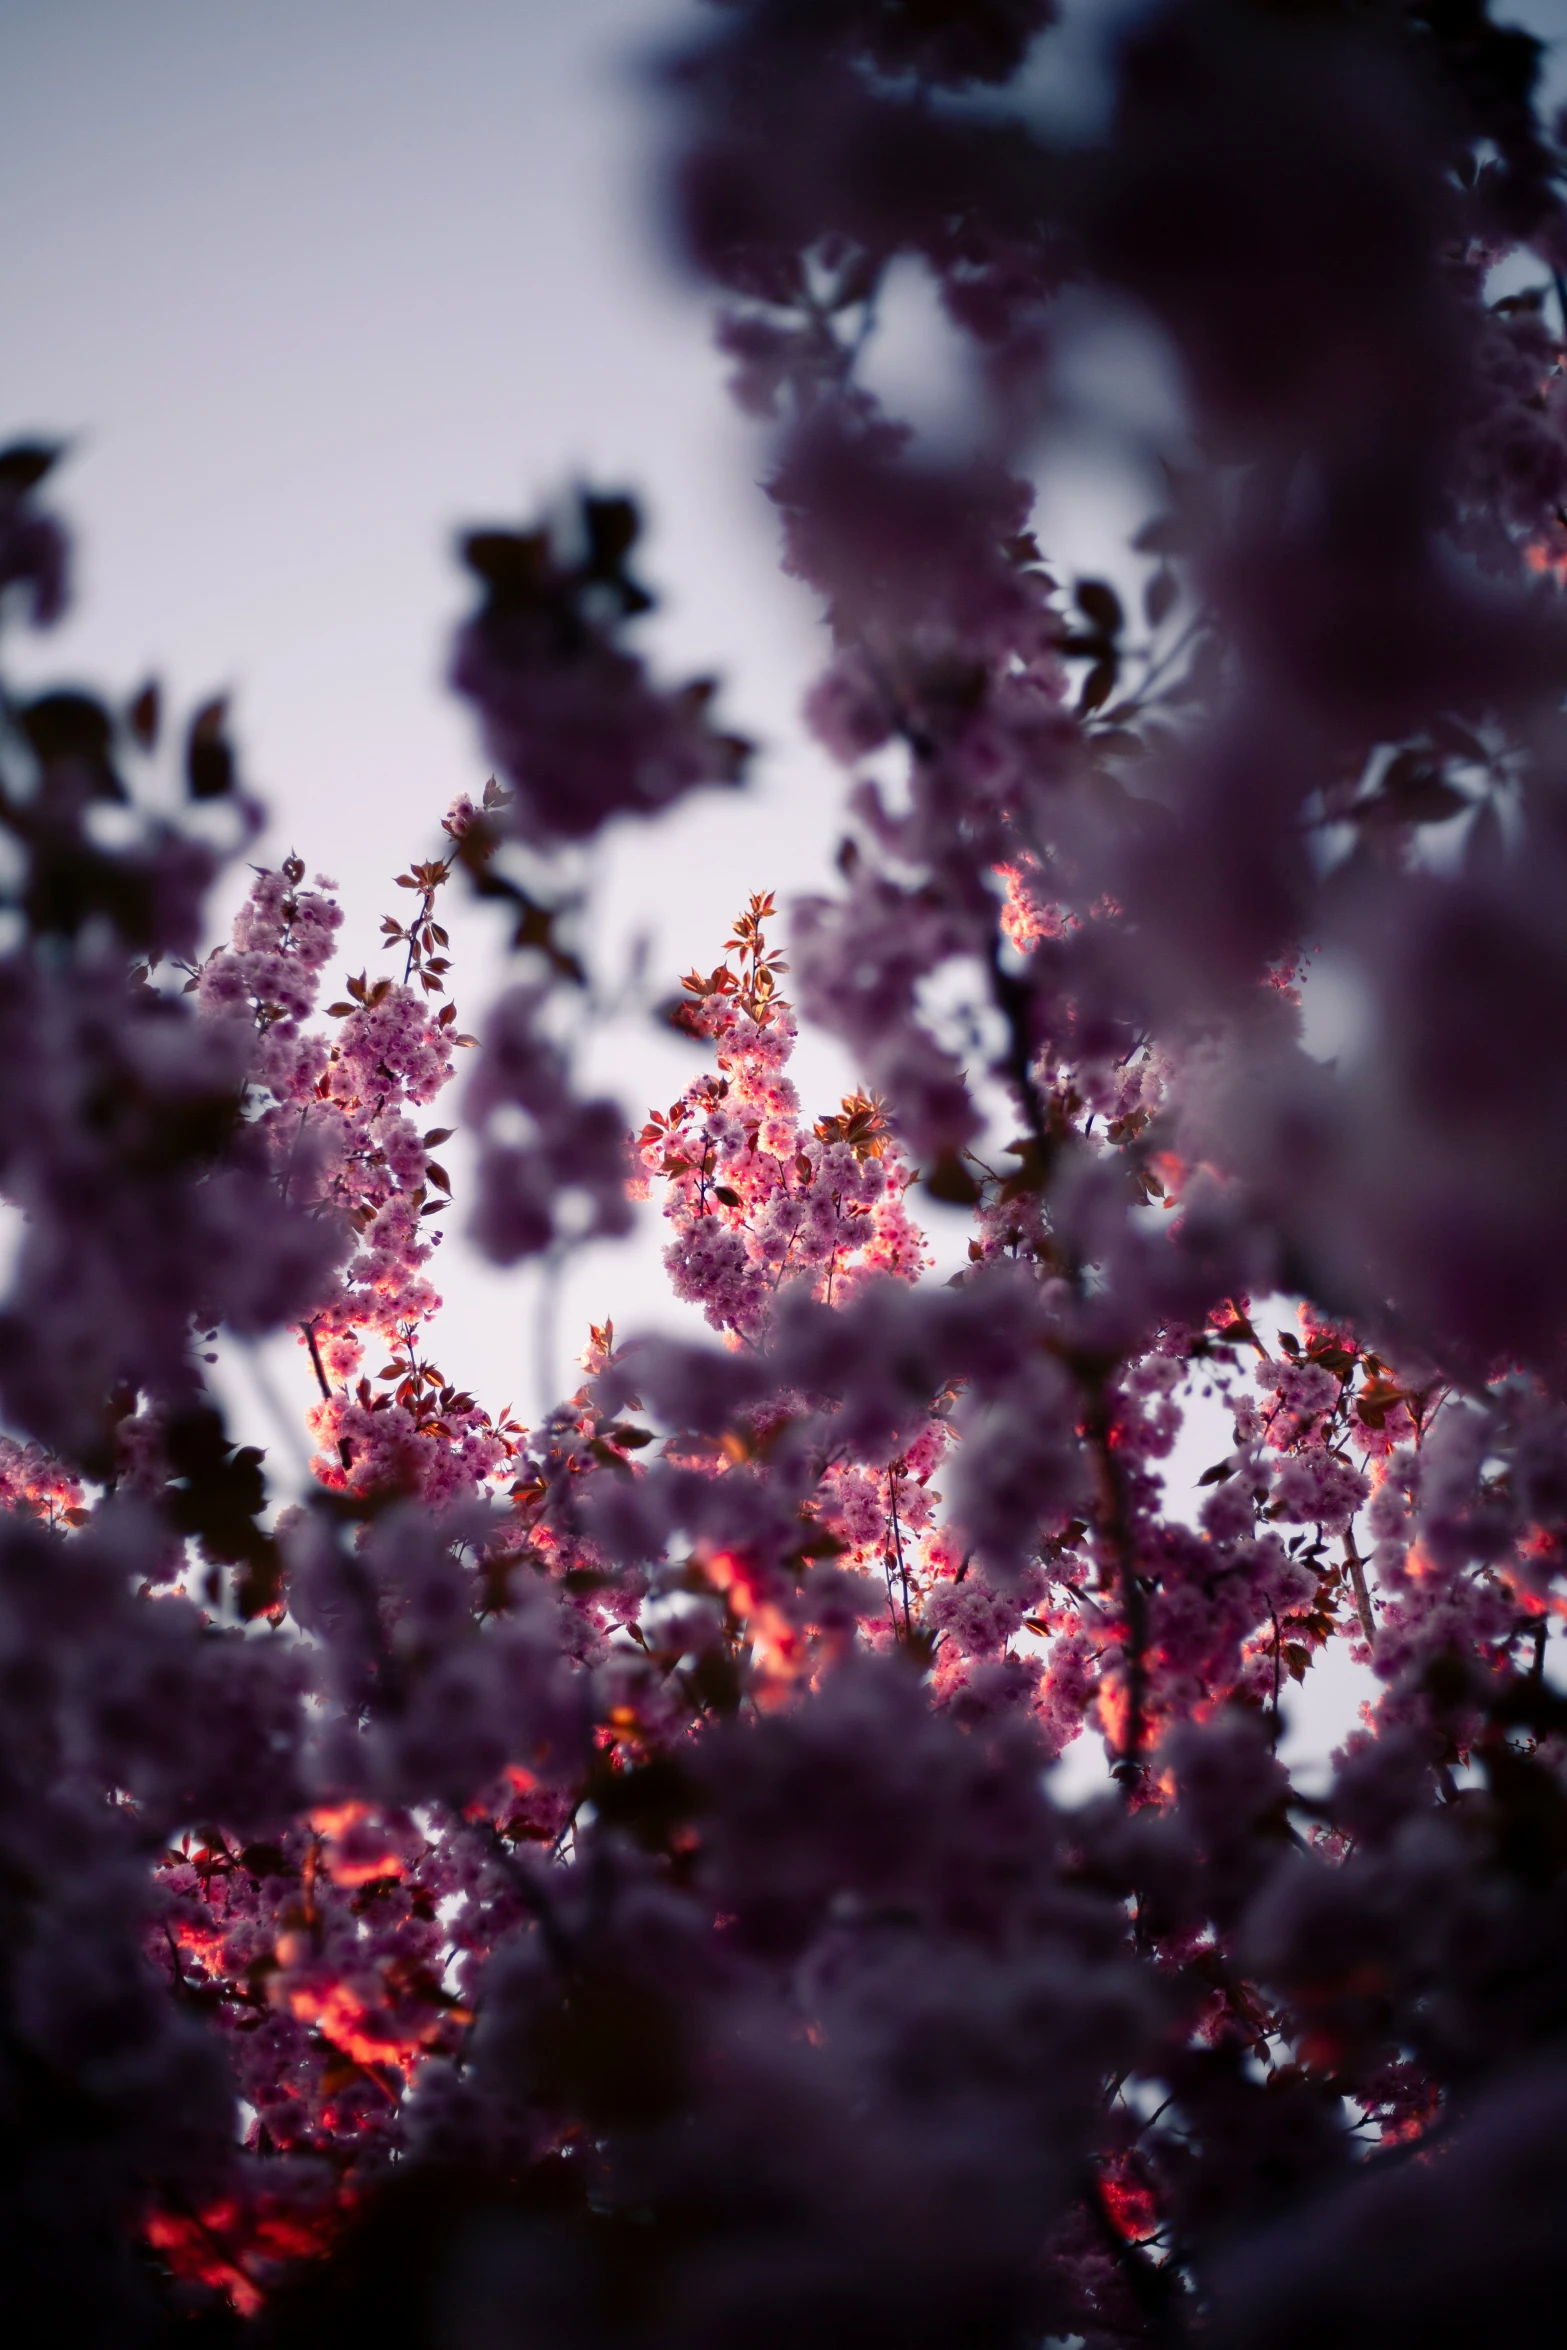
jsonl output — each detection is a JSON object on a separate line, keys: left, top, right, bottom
{"left": 0, "top": 440, "right": 61, "bottom": 492}
{"left": 1078, "top": 658, "right": 1118, "bottom": 717}
{"left": 924, "top": 1151, "right": 981, "bottom": 1205}
{"left": 186, "top": 696, "right": 235, "bottom": 800}
{"left": 127, "top": 681, "right": 161, "bottom": 751}
{"left": 1075, "top": 578, "right": 1124, "bottom": 637}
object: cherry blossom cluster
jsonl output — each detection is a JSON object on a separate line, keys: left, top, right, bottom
{"left": 193, "top": 825, "right": 531, "bottom": 1511}
{"left": 638, "top": 891, "right": 929, "bottom": 1335}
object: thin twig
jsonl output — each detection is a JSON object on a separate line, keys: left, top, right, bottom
{"left": 1343, "top": 1531, "right": 1376, "bottom": 1646}
{"left": 301, "top": 1321, "right": 333, "bottom": 1404}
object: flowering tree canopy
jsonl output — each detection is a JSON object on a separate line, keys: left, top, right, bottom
{"left": 4, "top": 2, "right": 1567, "bottom": 2342}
